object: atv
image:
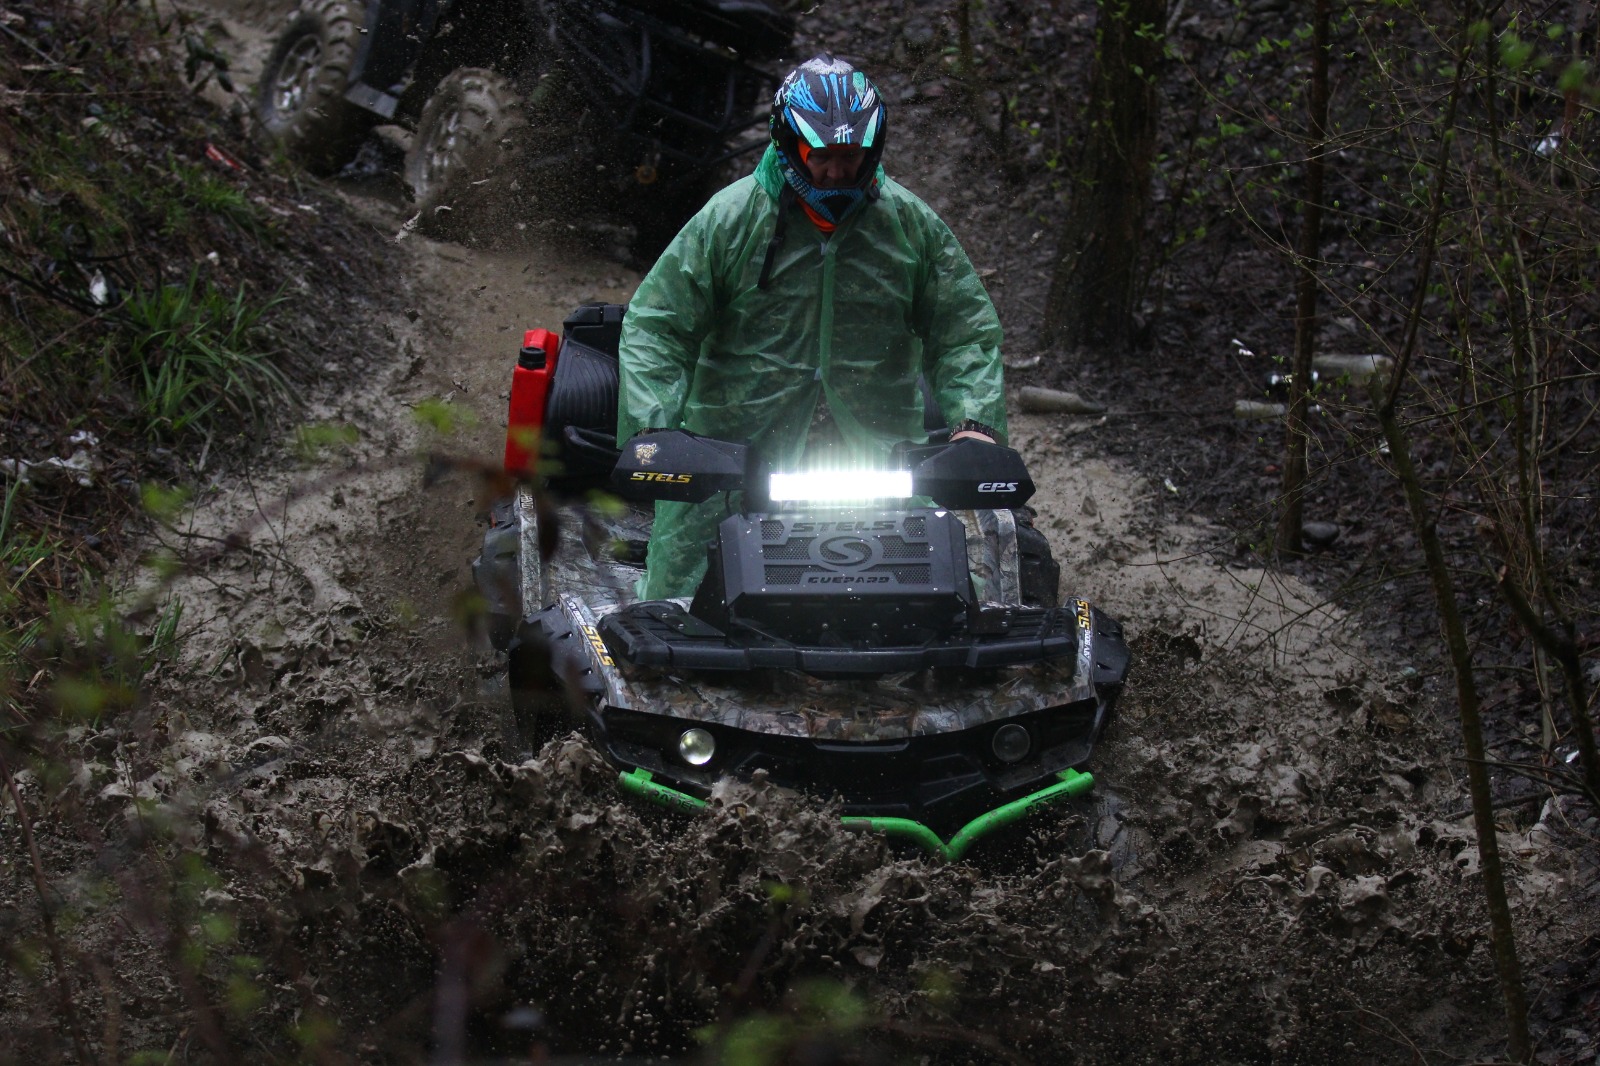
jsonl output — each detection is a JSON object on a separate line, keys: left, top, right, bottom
{"left": 255, "top": 0, "right": 792, "bottom": 253}
{"left": 472, "top": 304, "right": 1132, "bottom": 860}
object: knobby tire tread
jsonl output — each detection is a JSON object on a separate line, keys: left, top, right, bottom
{"left": 406, "top": 68, "right": 529, "bottom": 240}
{"left": 256, "top": 0, "right": 374, "bottom": 174}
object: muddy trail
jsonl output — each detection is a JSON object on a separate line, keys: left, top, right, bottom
{"left": 127, "top": 227, "right": 1513, "bottom": 1062}
{"left": 47, "top": 2, "right": 1590, "bottom": 1063}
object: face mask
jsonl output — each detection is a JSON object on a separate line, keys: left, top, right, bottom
{"left": 777, "top": 150, "right": 876, "bottom": 227}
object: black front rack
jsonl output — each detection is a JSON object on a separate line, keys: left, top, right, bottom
{"left": 598, "top": 600, "right": 1080, "bottom": 676}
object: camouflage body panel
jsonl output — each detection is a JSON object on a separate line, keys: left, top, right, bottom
{"left": 957, "top": 506, "right": 1020, "bottom": 606}
{"left": 517, "top": 486, "right": 1106, "bottom": 742}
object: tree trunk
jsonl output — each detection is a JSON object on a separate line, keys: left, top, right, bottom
{"left": 1274, "top": 0, "right": 1331, "bottom": 557}
{"left": 1043, "top": 0, "right": 1165, "bottom": 354}
{"left": 1364, "top": 17, "right": 1533, "bottom": 1050}
{"left": 1373, "top": 389, "right": 1532, "bottom": 1062}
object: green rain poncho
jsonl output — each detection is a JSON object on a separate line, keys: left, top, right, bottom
{"left": 618, "top": 144, "right": 1007, "bottom": 599}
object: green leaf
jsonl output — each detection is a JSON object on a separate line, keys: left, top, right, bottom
{"left": 1498, "top": 35, "right": 1536, "bottom": 71}
{"left": 292, "top": 421, "right": 360, "bottom": 460}
{"left": 51, "top": 676, "right": 113, "bottom": 719}
{"left": 141, "top": 482, "right": 192, "bottom": 522}
{"left": 293, "top": 1011, "right": 340, "bottom": 1050}
{"left": 1557, "top": 59, "right": 1591, "bottom": 93}
{"left": 410, "top": 398, "right": 476, "bottom": 434}
{"left": 199, "top": 912, "right": 237, "bottom": 946}
{"left": 226, "top": 974, "right": 264, "bottom": 1016}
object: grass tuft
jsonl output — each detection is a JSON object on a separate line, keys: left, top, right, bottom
{"left": 118, "top": 269, "right": 293, "bottom": 438}
{"left": 1, "top": 480, "right": 53, "bottom": 716}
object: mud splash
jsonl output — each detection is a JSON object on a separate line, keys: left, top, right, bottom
{"left": 187, "top": 721, "right": 1169, "bottom": 1060}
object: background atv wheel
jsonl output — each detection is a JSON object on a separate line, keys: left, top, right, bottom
{"left": 405, "top": 69, "right": 529, "bottom": 240}
{"left": 255, "top": 0, "right": 375, "bottom": 174}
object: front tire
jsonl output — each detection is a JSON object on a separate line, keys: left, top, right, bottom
{"left": 255, "top": 0, "right": 376, "bottom": 174}
{"left": 404, "top": 68, "right": 529, "bottom": 240}
{"left": 1015, "top": 507, "right": 1061, "bottom": 608}
{"left": 506, "top": 628, "right": 568, "bottom": 754}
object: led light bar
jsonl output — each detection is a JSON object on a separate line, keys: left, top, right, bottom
{"left": 767, "top": 469, "right": 913, "bottom": 503}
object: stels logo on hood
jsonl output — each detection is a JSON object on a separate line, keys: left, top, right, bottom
{"left": 633, "top": 442, "right": 658, "bottom": 465}
{"left": 816, "top": 535, "right": 876, "bottom": 569}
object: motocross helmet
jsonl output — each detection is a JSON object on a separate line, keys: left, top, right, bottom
{"left": 770, "top": 54, "right": 886, "bottom": 227}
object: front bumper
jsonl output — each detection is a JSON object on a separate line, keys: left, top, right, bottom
{"left": 591, "top": 694, "right": 1109, "bottom": 843}
{"left": 619, "top": 766, "right": 1096, "bottom": 861}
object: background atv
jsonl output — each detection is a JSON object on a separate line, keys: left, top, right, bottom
{"left": 255, "top": 0, "right": 793, "bottom": 255}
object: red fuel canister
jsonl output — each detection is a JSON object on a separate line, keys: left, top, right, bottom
{"left": 504, "top": 328, "right": 561, "bottom": 474}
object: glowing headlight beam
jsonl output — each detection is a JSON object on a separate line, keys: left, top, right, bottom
{"left": 767, "top": 469, "right": 913, "bottom": 502}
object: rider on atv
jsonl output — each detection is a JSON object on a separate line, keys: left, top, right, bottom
{"left": 616, "top": 54, "right": 1008, "bottom": 600}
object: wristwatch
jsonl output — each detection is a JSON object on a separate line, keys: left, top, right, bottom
{"left": 951, "top": 418, "right": 998, "bottom": 439}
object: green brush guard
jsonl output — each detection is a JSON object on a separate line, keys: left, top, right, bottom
{"left": 617, "top": 766, "right": 1095, "bottom": 861}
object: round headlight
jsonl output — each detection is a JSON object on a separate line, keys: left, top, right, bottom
{"left": 678, "top": 728, "right": 716, "bottom": 767}
{"left": 992, "top": 723, "right": 1031, "bottom": 763}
